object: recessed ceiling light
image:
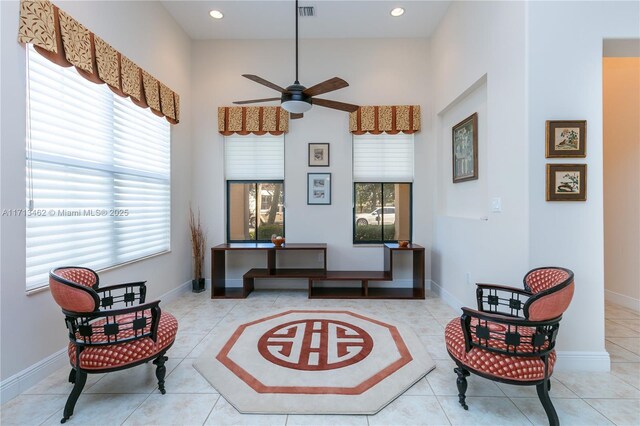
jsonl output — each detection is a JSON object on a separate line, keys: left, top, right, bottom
{"left": 390, "top": 7, "right": 405, "bottom": 17}
{"left": 209, "top": 10, "right": 224, "bottom": 19}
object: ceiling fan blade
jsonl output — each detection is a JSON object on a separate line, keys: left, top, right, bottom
{"left": 242, "top": 74, "right": 287, "bottom": 93}
{"left": 290, "top": 113, "right": 303, "bottom": 119}
{"left": 312, "top": 98, "right": 359, "bottom": 113}
{"left": 233, "top": 97, "right": 281, "bottom": 105}
{"left": 303, "top": 77, "right": 349, "bottom": 97}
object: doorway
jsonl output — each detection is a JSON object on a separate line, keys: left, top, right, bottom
{"left": 602, "top": 40, "right": 640, "bottom": 355}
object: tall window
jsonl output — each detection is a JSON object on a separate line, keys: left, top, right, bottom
{"left": 225, "top": 135, "right": 285, "bottom": 242}
{"left": 25, "top": 46, "right": 171, "bottom": 291}
{"left": 353, "top": 134, "right": 413, "bottom": 243}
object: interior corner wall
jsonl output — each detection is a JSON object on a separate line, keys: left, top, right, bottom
{"left": 0, "top": 0, "right": 193, "bottom": 383}
{"left": 603, "top": 57, "right": 640, "bottom": 310}
{"left": 428, "top": 1, "right": 529, "bottom": 308}
{"left": 190, "top": 38, "right": 432, "bottom": 285}
{"left": 528, "top": 1, "right": 640, "bottom": 362}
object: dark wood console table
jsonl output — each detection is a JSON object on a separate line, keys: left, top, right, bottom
{"left": 211, "top": 243, "right": 327, "bottom": 298}
{"left": 210, "top": 242, "right": 425, "bottom": 300}
{"left": 309, "top": 243, "right": 425, "bottom": 299}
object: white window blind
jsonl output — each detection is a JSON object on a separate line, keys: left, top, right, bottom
{"left": 224, "top": 134, "right": 284, "bottom": 180}
{"left": 353, "top": 134, "right": 414, "bottom": 182}
{"left": 25, "top": 46, "right": 171, "bottom": 291}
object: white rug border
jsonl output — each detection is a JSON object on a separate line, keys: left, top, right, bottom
{"left": 194, "top": 307, "right": 436, "bottom": 415}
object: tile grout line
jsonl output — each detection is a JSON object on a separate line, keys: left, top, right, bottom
{"left": 507, "top": 396, "right": 544, "bottom": 425}
{"left": 506, "top": 395, "right": 541, "bottom": 426}
{"left": 432, "top": 395, "right": 453, "bottom": 426}
{"left": 201, "top": 394, "right": 221, "bottom": 426}
{"left": 37, "top": 399, "right": 64, "bottom": 426}
{"left": 119, "top": 386, "right": 155, "bottom": 425}
{"left": 581, "top": 398, "right": 621, "bottom": 425}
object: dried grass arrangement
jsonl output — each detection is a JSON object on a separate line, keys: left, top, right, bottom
{"left": 189, "top": 207, "right": 206, "bottom": 292}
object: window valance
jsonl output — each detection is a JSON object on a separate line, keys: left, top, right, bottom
{"left": 349, "top": 105, "right": 421, "bottom": 135}
{"left": 18, "top": 0, "right": 180, "bottom": 124}
{"left": 218, "top": 107, "right": 290, "bottom": 136}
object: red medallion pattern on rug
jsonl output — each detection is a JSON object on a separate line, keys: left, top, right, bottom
{"left": 258, "top": 319, "right": 374, "bottom": 371}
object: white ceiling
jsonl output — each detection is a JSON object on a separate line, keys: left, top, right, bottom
{"left": 161, "top": 1, "right": 451, "bottom": 40}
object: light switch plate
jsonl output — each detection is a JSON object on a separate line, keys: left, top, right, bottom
{"left": 491, "top": 197, "right": 502, "bottom": 213}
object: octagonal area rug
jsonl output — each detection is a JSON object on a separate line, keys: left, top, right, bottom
{"left": 194, "top": 309, "right": 436, "bottom": 414}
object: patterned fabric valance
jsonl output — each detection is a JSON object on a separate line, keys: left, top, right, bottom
{"left": 218, "top": 107, "right": 290, "bottom": 136}
{"left": 18, "top": 0, "right": 180, "bottom": 124}
{"left": 349, "top": 105, "right": 421, "bottom": 135}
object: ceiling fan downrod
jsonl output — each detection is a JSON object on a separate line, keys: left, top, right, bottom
{"left": 232, "top": 0, "right": 359, "bottom": 116}
{"left": 295, "top": 0, "right": 299, "bottom": 84}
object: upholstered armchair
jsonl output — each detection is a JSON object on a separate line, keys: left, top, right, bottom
{"left": 49, "top": 267, "right": 178, "bottom": 423}
{"left": 444, "top": 267, "right": 574, "bottom": 426}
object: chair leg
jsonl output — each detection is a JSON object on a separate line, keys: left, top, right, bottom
{"left": 153, "top": 353, "right": 169, "bottom": 394}
{"left": 68, "top": 368, "right": 76, "bottom": 384}
{"left": 61, "top": 369, "right": 87, "bottom": 423}
{"left": 536, "top": 379, "right": 559, "bottom": 426}
{"left": 454, "top": 366, "right": 470, "bottom": 410}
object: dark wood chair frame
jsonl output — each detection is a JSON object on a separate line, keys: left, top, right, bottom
{"left": 450, "top": 267, "right": 574, "bottom": 426}
{"left": 51, "top": 267, "right": 173, "bottom": 424}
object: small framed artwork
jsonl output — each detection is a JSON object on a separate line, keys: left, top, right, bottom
{"left": 452, "top": 113, "right": 478, "bottom": 183}
{"left": 546, "top": 120, "right": 587, "bottom": 158}
{"left": 307, "top": 173, "right": 331, "bottom": 205}
{"left": 308, "top": 143, "right": 330, "bottom": 167}
{"left": 546, "top": 164, "right": 587, "bottom": 201}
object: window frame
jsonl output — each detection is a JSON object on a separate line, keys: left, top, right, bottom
{"left": 226, "top": 180, "right": 285, "bottom": 243}
{"left": 25, "top": 46, "right": 171, "bottom": 292}
{"left": 352, "top": 182, "right": 413, "bottom": 245}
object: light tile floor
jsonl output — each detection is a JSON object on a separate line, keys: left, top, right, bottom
{"left": 2, "top": 290, "right": 639, "bottom": 425}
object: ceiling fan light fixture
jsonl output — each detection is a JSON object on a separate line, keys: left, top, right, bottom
{"left": 209, "top": 10, "right": 224, "bottom": 19}
{"left": 390, "top": 7, "right": 405, "bottom": 17}
{"left": 281, "top": 100, "right": 312, "bottom": 114}
{"left": 232, "top": 1, "right": 359, "bottom": 116}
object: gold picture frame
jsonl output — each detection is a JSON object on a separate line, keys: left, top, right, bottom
{"left": 545, "top": 120, "right": 587, "bottom": 158}
{"left": 546, "top": 164, "right": 587, "bottom": 201}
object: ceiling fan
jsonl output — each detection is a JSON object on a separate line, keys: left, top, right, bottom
{"left": 233, "top": 0, "right": 359, "bottom": 119}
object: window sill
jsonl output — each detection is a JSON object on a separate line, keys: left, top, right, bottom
{"left": 26, "top": 250, "right": 172, "bottom": 296}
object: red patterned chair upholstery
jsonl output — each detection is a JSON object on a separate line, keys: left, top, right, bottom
{"left": 444, "top": 267, "right": 574, "bottom": 426}
{"left": 49, "top": 267, "right": 178, "bottom": 423}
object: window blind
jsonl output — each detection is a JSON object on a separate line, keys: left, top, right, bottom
{"left": 224, "top": 134, "right": 284, "bottom": 180}
{"left": 353, "top": 134, "right": 414, "bottom": 182}
{"left": 26, "top": 46, "right": 171, "bottom": 291}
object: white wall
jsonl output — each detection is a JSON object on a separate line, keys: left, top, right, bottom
{"left": 191, "top": 38, "right": 431, "bottom": 285}
{"left": 0, "top": 0, "right": 192, "bottom": 384}
{"left": 429, "top": 1, "right": 529, "bottom": 309}
{"left": 429, "top": 1, "right": 639, "bottom": 369}
{"left": 603, "top": 57, "right": 640, "bottom": 311}
{"left": 528, "top": 1, "right": 639, "bottom": 363}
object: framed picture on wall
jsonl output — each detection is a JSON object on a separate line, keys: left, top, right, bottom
{"left": 308, "top": 143, "right": 330, "bottom": 167}
{"left": 452, "top": 113, "right": 478, "bottom": 183}
{"left": 546, "top": 164, "right": 587, "bottom": 201}
{"left": 307, "top": 173, "right": 331, "bottom": 205}
{"left": 546, "top": 120, "right": 587, "bottom": 158}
